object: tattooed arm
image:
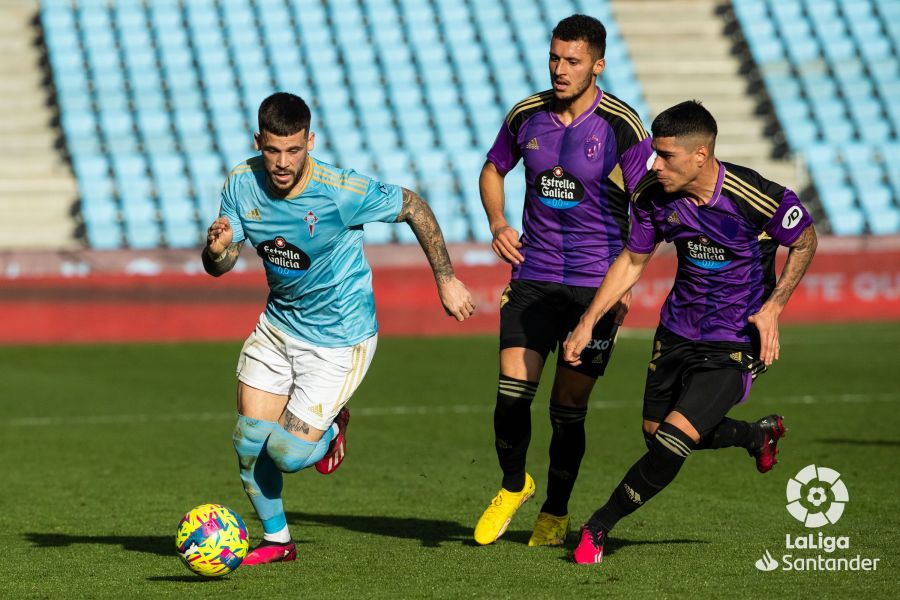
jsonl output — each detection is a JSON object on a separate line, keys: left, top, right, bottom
{"left": 202, "top": 216, "right": 245, "bottom": 276}
{"left": 748, "top": 224, "right": 818, "bottom": 366}
{"left": 396, "top": 187, "right": 476, "bottom": 321}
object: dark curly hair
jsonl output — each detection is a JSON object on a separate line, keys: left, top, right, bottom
{"left": 258, "top": 92, "right": 311, "bottom": 137}
{"left": 552, "top": 14, "right": 606, "bottom": 59}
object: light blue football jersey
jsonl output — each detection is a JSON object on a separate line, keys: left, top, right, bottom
{"left": 218, "top": 155, "right": 403, "bottom": 347}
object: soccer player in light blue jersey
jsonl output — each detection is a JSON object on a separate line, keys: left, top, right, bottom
{"left": 202, "top": 93, "right": 475, "bottom": 565}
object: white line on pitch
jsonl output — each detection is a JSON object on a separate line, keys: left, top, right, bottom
{"left": 5, "top": 393, "right": 897, "bottom": 427}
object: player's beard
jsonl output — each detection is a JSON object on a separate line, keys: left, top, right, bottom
{"left": 268, "top": 159, "right": 305, "bottom": 195}
{"left": 552, "top": 74, "right": 594, "bottom": 108}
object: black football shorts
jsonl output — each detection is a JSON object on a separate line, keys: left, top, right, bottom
{"left": 642, "top": 325, "right": 759, "bottom": 436}
{"left": 499, "top": 278, "right": 621, "bottom": 378}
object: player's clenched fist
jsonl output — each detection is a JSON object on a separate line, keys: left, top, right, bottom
{"left": 438, "top": 277, "right": 477, "bottom": 322}
{"left": 491, "top": 224, "right": 524, "bottom": 265}
{"left": 562, "top": 319, "right": 594, "bottom": 367}
{"left": 206, "top": 216, "right": 233, "bottom": 256}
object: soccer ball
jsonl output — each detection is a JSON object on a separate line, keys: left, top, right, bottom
{"left": 175, "top": 503, "right": 249, "bottom": 577}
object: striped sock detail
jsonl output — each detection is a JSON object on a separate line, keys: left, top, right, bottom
{"left": 498, "top": 375, "right": 538, "bottom": 400}
{"left": 656, "top": 429, "right": 693, "bottom": 458}
{"left": 549, "top": 403, "right": 588, "bottom": 425}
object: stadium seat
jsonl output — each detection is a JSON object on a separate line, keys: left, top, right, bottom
{"left": 85, "top": 221, "right": 124, "bottom": 250}
{"left": 48, "top": 0, "right": 651, "bottom": 248}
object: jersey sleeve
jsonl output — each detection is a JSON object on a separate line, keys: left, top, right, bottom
{"left": 485, "top": 121, "right": 521, "bottom": 176}
{"left": 337, "top": 171, "right": 404, "bottom": 227}
{"left": 764, "top": 188, "right": 813, "bottom": 245}
{"left": 619, "top": 138, "right": 654, "bottom": 194}
{"left": 625, "top": 198, "right": 660, "bottom": 254}
{"left": 218, "top": 174, "right": 246, "bottom": 243}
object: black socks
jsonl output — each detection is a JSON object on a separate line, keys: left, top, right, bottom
{"left": 494, "top": 375, "right": 538, "bottom": 492}
{"left": 541, "top": 403, "right": 588, "bottom": 516}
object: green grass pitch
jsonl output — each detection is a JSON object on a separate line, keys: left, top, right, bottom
{"left": 2, "top": 323, "right": 897, "bottom": 598}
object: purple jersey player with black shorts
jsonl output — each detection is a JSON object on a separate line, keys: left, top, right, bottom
{"left": 564, "top": 101, "right": 818, "bottom": 565}
{"left": 473, "top": 15, "right": 654, "bottom": 548}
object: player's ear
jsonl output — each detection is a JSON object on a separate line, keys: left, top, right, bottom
{"left": 253, "top": 132, "right": 261, "bottom": 151}
{"left": 306, "top": 132, "right": 315, "bottom": 151}
{"left": 695, "top": 144, "right": 709, "bottom": 167}
{"left": 593, "top": 57, "right": 605, "bottom": 77}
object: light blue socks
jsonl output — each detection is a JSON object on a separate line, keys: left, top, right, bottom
{"left": 265, "top": 423, "right": 336, "bottom": 473}
{"left": 233, "top": 415, "right": 285, "bottom": 535}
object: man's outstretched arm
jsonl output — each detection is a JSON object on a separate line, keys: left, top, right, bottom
{"left": 748, "top": 224, "right": 818, "bottom": 365}
{"left": 563, "top": 248, "right": 655, "bottom": 366}
{"left": 396, "top": 187, "right": 475, "bottom": 321}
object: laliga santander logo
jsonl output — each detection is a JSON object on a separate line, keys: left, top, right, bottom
{"left": 755, "top": 464, "right": 878, "bottom": 572}
{"left": 786, "top": 464, "right": 849, "bottom": 528}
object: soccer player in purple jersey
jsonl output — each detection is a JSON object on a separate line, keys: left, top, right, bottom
{"left": 473, "top": 14, "right": 654, "bottom": 547}
{"left": 563, "top": 101, "right": 817, "bottom": 564}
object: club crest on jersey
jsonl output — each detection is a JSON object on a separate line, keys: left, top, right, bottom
{"left": 584, "top": 135, "right": 601, "bottom": 161}
{"left": 304, "top": 210, "right": 318, "bottom": 237}
{"left": 677, "top": 234, "right": 735, "bottom": 270}
{"left": 257, "top": 236, "right": 311, "bottom": 278}
{"left": 536, "top": 166, "right": 585, "bottom": 210}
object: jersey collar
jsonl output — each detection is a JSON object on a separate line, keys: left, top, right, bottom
{"left": 707, "top": 160, "right": 725, "bottom": 208}
{"left": 280, "top": 155, "right": 315, "bottom": 200}
{"left": 548, "top": 86, "right": 601, "bottom": 129}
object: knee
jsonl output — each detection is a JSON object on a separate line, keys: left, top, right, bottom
{"left": 497, "top": 375, "right": 538, "bottom": 409}
{"left": 233, "top": 415, "right": 276, "bottom": 468}
{"left": 642, "top": 420, "right": 660, "bottom": 446}
{"left": 549, "top": 402, "right": 587, "bottom": 426}
{"left": 266, "top": 426, "right": 318, "bottom": 473}
{"left": 647, "top": 422, "right": 697, "bottom": 466}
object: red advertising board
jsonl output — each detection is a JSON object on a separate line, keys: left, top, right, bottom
{"left": 0, "top": 240, "right": 897, "bottom": 344}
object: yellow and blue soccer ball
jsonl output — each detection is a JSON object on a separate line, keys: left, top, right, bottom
{"left": 175, "top": 503, "right": 249, "bottom": 577}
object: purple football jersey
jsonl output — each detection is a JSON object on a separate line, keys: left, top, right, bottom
{"left": 487, "top": 88, "right": 653, "bottom": 287}
{"left": 628, "top": 161, "right": 813, "bottom": 343}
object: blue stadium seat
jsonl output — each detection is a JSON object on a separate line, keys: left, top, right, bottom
{"left": 85, "top": 221, "right": 124, "bottom": 250}
{"left": 80, "top": 192, "right": 119, "bottom": 228}
{"left": 50, "top": 0, "right": 651, "bottom": 248}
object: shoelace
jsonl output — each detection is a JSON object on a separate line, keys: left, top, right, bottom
{"left": 584, "top": 527, "right": 604, "bottom": 549}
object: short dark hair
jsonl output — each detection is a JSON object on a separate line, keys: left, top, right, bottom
{"left": 552, "top": 14, "right": 606, "bottom": 59}
{"left": 258, "top": 92, "right": 311, "bottom": 137}
{"left": 651, "top": 100, "right": 718, "bottom": 149}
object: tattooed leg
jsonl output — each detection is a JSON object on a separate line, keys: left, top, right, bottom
{"left": 266, "top": 409, "right": 336, "bottom": 473}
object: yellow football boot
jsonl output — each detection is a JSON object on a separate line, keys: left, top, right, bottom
{"left": 527, "top": 512, "right": 570, "bottom": 547}
{"left": 474, "top": 473, "right": 536, "bottom": 545}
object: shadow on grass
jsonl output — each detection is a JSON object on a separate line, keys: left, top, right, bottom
{"left": 24, "top": 533, "right": 173, "bottom": 556}
{"left": 146, "top": 575, "right": 225, "bottom": 583}
{"left": 815, "top": 438, "right": 900, "bottom": 447}
{"left": 286, "top": 511, "right": 473, "bottom": 548}
{"left": 556, "top": 536, "right": 710, "bottom": 563}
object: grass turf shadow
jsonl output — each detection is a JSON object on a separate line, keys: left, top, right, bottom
{"left": 24, "top": 532, "right": 173, "bottom": 557}
{"left": 286, "top": 511, "right": 473, "bottom": 548}
{"left": 556, "top": 536, "right": 711, "bottom": 563}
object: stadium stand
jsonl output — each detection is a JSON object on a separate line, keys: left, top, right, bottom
{"left": 0, "top": 0, "right": 78, "bottom": 249}
{"left": 732, "top": 0, "right": 900, "bottom": 235}
{"left": 43, "top": 0, "right": 648, "bottom": 249}
{"left": 44, "top": 0, "right": 899, "bottom": 245}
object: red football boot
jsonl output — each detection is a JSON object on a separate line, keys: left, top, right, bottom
{"left": 242, "top": 540, "right": 296, "bottom": 566}
{"left": 315, "top": 408, "right": 350, "bottom": 475}
{"left": 573, "top": 525, "right": 607, "bottom": 565}
{"left": 753, "top": 414, "right": 786, "bottom": 473}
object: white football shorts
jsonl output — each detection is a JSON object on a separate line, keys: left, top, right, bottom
{"left": 236, "top": 313, "right": 377, "bottom": 430}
